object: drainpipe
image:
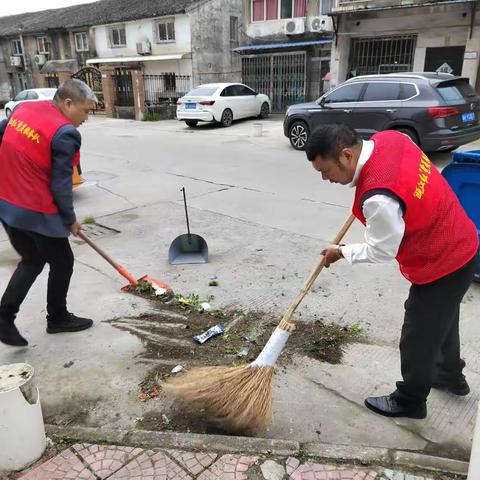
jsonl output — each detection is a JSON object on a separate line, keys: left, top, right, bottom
{"left": 19, "top": 33, "right": 29, "bottom": 87}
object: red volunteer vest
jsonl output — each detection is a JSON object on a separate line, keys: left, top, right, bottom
{"left": 0, "top": 101, "right": 80, "bottom": 214}
{"left": 353, "top": 130, "right": 478, "bottom": 284}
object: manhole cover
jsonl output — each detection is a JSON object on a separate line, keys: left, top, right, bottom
{"left": 80, "top": 223, "right": 120, "bottom": 239}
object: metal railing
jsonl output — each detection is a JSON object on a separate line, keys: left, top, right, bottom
{"left": 45, "top": 73, "right": 59, "bottom": 88}
{"left": 71, "top": 67, "right": 105, "bottom": 113}
{"left": 334, "top": 0, "right": 456, "bottom": 12}
{"left": 113, "top": 68, "right": 134, "bottom": 107}
{"left": 143, "top": 74, "right": 192, "bottom": 107}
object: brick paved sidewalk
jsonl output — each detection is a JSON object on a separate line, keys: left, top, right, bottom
{"left": 11, "top": 443, "right": 438, "bottom": 480}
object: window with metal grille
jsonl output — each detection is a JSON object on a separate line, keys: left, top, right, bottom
{"left": 11, "top": 39, "right": 22, "bottom": 55}
{"left": 156, "top": 19, "right": 175, "bottom": 42}
{"left": 75, "top": 32, "right": 89, "bottom": 52}
{"left": 230, "top": 16, "right": 239, "bottom": 43}
{"left": 36, "top": 36, "right": 49, "bottom": 54}
{"left": 348, "top": 35, "right": 417, "bottom": 77}
{"left": 109, "top": 26, "right": 126, "bottom": 47}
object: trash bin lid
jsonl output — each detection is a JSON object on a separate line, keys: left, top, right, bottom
{"left": 0, "top": 363, "right": 34, "bottom": 393}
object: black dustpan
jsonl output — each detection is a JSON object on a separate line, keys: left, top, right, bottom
{"left": 169, "top": 187, "right": 208, "bottom": 265}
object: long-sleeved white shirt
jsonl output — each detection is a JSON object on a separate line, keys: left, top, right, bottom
{"left": 341, "top": 140, "right": 406, "bottom": 264}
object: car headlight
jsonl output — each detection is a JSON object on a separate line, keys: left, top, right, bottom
{"left": 286, "top": 107, "right": 291, "bottom": 115}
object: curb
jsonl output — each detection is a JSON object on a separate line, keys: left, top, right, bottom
{"left": 46, "top": 425, "right": 300, "bottom": 456}
{"left": 45, "top": 424, "right": 469, "bottom": 476}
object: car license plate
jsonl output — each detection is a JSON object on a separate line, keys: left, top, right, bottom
{"left": 185, "top": 103, "right": 196, "bottom": 110}
{"left": 462, "top": 112, "right": 476, "bottom": 122}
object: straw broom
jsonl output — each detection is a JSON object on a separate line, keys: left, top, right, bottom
{"left": 164, "top": 214, "right": 356, "bottom": 433}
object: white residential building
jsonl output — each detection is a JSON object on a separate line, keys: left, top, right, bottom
{"left": 88, "top": 14, "right": 193, "bottom": 77}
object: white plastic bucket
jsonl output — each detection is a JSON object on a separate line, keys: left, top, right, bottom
{"left": 252, "top": 123, "right": 263, "bottom": 137}
{"left": 0, "top": 363, "right": 46, "bottom": 471}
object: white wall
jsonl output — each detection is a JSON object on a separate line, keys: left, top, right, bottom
{"left": 93, "top": 14, "right": 191, "bottom": 58}
{"left": 143, "top": 59, "right": 193, "bottom": 76}
{"left": 246, "top": 19, "right": 287, "bottom": 37}
{"left": 462, "top": 30, "right": 480, "bottom": 86}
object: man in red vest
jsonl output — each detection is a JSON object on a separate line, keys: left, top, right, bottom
{"left": 306, "top": 124, "right": 478, "bottom": 419}
{"left": 0, "top": 79, "right": 97, "bottom": 346}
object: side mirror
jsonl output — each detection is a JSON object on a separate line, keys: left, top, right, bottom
{"left": 319, "top": 96, "right": 326, "bottom": 106}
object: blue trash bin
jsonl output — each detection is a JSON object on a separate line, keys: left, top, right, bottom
{"left": 442, "top": 150, "right": 480, "bottom": 282}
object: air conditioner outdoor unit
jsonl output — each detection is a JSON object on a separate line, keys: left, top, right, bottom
{"left": 285, "top": 18, "right": 305, "bottom": 35}
{"left": 10, "top": 56, "right": 22, "bottom": 67}
{"left": 310, "top": 15, "right": 334, "bottom": 33}
{"left": 136, "top": 40, "right": 152, "bottom": 55}
{"left": 34, "top": 54, "right": 46, "bottom": 66}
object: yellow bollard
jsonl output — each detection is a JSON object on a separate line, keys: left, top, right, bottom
{"left": 72, "top": 165, "right": 84, "bottom": 187}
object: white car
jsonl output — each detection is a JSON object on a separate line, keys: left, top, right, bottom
{"left": 5, "top": 88, "right": 57, "bottom": 118}
{"left": 176, "top": 83, "right": 271, "bottom": 128}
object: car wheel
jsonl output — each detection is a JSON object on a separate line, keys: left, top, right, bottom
{"left": 185, "top": 120, "right": 198, "bottom": 128}
{"left": 5, "top": 108, "right": 11, "bottom": 118}
{"left": 220, "top": 109, "right": 233, "bottom": 127}
{"left": 259, "top": 102, "right": 270, "bottom": 119}
{"left": 395, "top": 127, "right": 419, "bottom": 147}
{"left": 289, "top": 121, "right": 309, "bottom": 150}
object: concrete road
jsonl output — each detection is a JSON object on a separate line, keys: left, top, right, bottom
{"left": 0, "top": 114, "right": 478, "bottom": 459}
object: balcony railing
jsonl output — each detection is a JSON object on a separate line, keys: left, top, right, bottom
{"left": 333, "top": 0, "right": 465, "bottom": 13}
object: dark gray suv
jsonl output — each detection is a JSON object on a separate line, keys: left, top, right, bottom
{"left": 284, "top": 73, "right": 480, "bottom": 152}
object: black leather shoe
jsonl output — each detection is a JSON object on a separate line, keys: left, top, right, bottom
{"left": 365, "top": 394, "right": 427, "bottom": 419}
{"left": 0, "top": 318, "right": 28, "bottom": 346}
{"left": 46, "top": 313, "right": 93, "bottom": 334}
{"left": 432, "top": 375, "right": 470, "bottom": 396}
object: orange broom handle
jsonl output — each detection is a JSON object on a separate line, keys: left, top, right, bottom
{"left": 77, "top": 231, "right": 139, "bottom": 285}
{"left": 281, "top": 213, "right": 356, "bottom": 325}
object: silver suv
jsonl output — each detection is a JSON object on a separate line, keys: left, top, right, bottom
{"left": 284, "top": 73, "right": 480, "bottom": 152}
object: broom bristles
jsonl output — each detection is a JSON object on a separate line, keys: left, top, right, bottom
{"left": 163, "top": 364, "right": 274, "bottom": 432}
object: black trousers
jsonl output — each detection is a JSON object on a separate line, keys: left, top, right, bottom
{"left": 0, "top": 222, "right": 74, "bottom": 320}
{"left": 393, "top": 255, "right": 477, "bottom": 406}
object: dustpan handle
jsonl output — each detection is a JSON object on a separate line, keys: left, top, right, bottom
{"left": 181, "top": 187, "right": 192, "bottom": 238}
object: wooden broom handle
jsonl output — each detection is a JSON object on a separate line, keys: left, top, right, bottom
{"left": 77, "top": 231, "right": 120, "bottom": 269}
{"left": 77, "top": 231, "right": 139, "bottom": 285}
{"left": 281, "top": 213, "right": 356, "bottom": 325}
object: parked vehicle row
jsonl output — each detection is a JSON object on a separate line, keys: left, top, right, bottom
{"left": 6, "top": 74, "right": 479, "bottom": 153}
{"left": 284, "top": 72, "right": 480, "bottom": 152}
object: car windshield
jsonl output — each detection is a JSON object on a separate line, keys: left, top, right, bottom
{"left": 185, "top": 86, "right": 219, "bottom": 97}
{"left": 436, "top": 80, "right": 477, "bottom": 105}
{"left": 40, "top": 89, "right": 57, "bottom": 98}
{"left": 14, "top": 91, "right": 28, "bottom": 101}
